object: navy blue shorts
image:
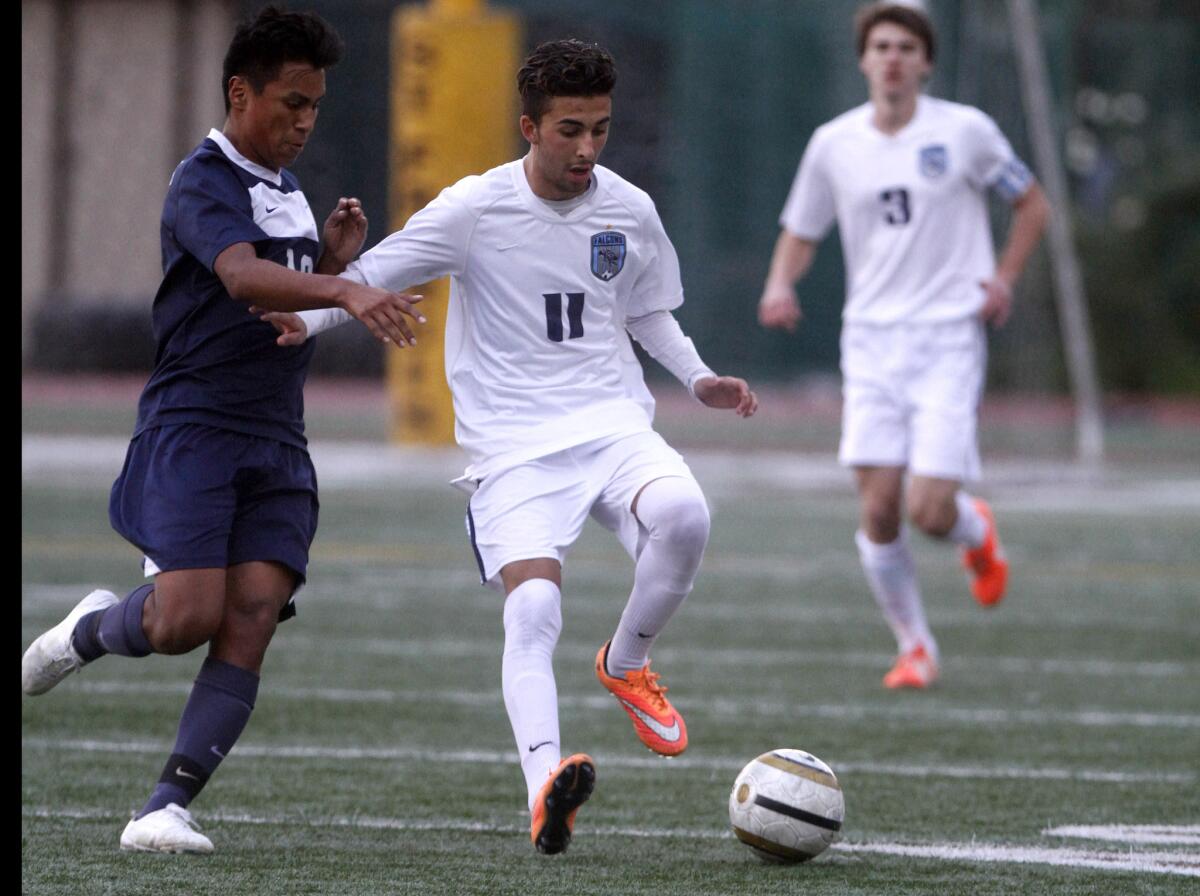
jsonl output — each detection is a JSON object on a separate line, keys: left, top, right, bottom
{"left": 109, "top": 423, "right": 319, "bottom": 601}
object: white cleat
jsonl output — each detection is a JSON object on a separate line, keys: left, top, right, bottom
{"left": 120, "top": 804, "right": 214, "bottom": 854}
{"left": 21, "top": 589, "right": 119, "bottom": 695}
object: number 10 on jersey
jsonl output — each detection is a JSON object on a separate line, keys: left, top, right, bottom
{"left": 544, "top": 292, "right": 585, "bottom": 342}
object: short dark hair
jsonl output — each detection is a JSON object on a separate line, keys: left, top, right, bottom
{"left": 222, "top": 5, "right": 345, "bottom": 113}
{"left": 854, "top": 3, "right": 936, "bottom": 63}
{"left": 517, "top": 39, "right": 616, "bottom": 123}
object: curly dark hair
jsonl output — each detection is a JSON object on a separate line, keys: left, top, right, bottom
{"left": 517, "top": 39, "right": 617, "bottom": 123}
{"left": 854, "top": 3, "right": 936, "bottom": 62}
{"left": 222, "top": 5, "right": 345, "bottom": 113}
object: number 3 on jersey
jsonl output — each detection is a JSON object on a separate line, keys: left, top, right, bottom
{"left": 880, "top": 188, "right": 911, "bottom": 225}
{"left": 544, "top": 292, "right": 585, "bottom": 342}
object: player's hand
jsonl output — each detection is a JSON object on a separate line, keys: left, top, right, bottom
{"left": 694, "top": 376, "right": 758, "bottom": 418}
{"left": 338, "top": 283, "right": 426, "bottom": 346}
{"left": 321, "top": 197, "right": 368, "bottom": 269}
{"left": 979, "top": 276, "right": 1013, "bottom": 328}
{"left": 758, "top": 286, "right": 803, "bottom": 332}
{"left": 252, "top": 308, "right": 308, "bottom": 347}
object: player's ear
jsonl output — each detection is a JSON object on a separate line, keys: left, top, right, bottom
{"left": 228, "top": 76, "right": 249, "bottom": 112}
{"left": 519, "top": 114, "right": 540, "bottom": 146}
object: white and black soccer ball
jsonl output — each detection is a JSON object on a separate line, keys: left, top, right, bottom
{"left": 728, "top": 748, "right": 845, "bottom": 863}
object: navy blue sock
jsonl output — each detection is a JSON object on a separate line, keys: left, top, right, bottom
{"left": 139, "top": 658, "right": 260, "bottom": 818}
{"left": 72, "top": 584, "right": 154, "bottom": 662}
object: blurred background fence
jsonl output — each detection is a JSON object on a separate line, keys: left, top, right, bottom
{"left": 21, "top": 0, "right": 1200, "bottom": 395}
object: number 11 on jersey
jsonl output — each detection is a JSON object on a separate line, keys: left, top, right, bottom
{"left": 544, "top": 292, "right": 585, "bottom": 342}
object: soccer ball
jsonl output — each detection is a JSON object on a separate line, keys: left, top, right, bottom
{"left": 728, "top": 748, "right": 845, "bottom": 863}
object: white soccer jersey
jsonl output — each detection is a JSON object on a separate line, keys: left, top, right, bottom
{"left": 345, "top": 160, "right": 685, "bottom": 477}
{"left": 780, "top": 96, "right": 1033, "bottom": 324}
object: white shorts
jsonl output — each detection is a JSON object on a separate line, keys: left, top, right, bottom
{"left": 838, "top": 319, "right": 985, "bottom": 482}
{"left": 465, "top": 430, "right": 696, "bottom": 588}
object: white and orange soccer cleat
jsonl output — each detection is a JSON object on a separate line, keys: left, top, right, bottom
{"left": 595, "top": 642, "right": 688, "bottom": 756}
{"left": 961, "top": 498, "right": 1008, "bottom": 606}
{"left": 530, "top": 753, "right": 595, "bottom": 855}
{"left": 883, "top": 644, "right": 939, "bottom": 689}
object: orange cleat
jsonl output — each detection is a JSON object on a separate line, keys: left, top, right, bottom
{"left": 883, "top": 645, "right": 939, "bottom": 689}
{"left": 530, "top": 753, "right": 595, "bottom": 855}
{"left": 595, "top": 642, "right": 688, "bottom": 756}
{"left": 961, "top": 498, "right": 1008, "bottom": 606}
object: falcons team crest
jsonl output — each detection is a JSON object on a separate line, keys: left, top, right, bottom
{"left": 590, "top": 231, "right": 626, "bottom": 281}
{"left": 918, "top": 144, "right": 948, "bottom": 179}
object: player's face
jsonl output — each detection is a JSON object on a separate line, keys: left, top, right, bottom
{"left": 521, "top": 94, "right": 612, "bottom": 200}
{"left": 859, "top": 22, "right": 931, "bottom": 102}
{"left": 232, "top": 62, "right": 326, "bottom": 171}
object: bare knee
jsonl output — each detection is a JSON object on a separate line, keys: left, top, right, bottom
{"left": 861, "top": 495, "right": 902, "bottom": 542}
{"left": 144, "top": 601, "right": 223, "bottom": 655}
{"left": 222, "top": 596, "right": 282, "bottom": 646}
{"left": 207, "top": 595, "right": 288, "bottom": 673}
{"left": 908, "top": 494, "right": 956, "bottom": 537}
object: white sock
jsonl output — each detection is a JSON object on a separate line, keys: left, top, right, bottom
{"left": 606, "top": 477, "right": 711, "bottom": 676}
{"left": 947, "top": 491, "right": 987, "bottom": 548}
{"left": 501, "top": 578, "right": 563, "bottom": 810}
{"left": 855, "top": 529, "right": 938, "bottom": 660}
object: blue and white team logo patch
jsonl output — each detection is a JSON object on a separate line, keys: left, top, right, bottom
{"left": 590, "top": 231, "right": 626, "bottom": 281}
{"left": 918, "top": 144, "right": 949, "bottom": 179}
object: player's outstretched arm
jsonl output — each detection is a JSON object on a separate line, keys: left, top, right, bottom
{"left": 316, "top": 197, "right": 368, "bottom": 275}
{"left": 694, "top": 376, "right": 758, "bottom": 418}
{"left": 758, "top": 232, "right": 817, "bottom": 332}
{"left": 980, "top": 183, "right": 1050, "bottom": 328}
{"left": 216, "top": 242, "right": 424, "bottom": 345}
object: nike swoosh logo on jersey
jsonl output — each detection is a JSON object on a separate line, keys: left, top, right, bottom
{"left": 619, "top": 699, "right": 681, "bottom": 742}
{"left": 265, "top": 205, "right": 278, "bottom": 214}
{"left": 176, "top": 766, "right": 201, "bottom": 781}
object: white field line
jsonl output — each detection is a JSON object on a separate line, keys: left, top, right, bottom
{"left": 21, "top": 738, "right": 1196, "bottom": 785}
{"left": 1044, "top": 825, "right": 1200, "bottom": 846}
{"left": 22, "top": 436, "right": 1200, "bottom": 513}
{"left": 59, "top": 677, "right": 1200, "bottom": 730}
{"left": 830, "top": 840, "right": 1200, "bottom": 877}
{"left": 60, "top": 678, "right": 1200, "bottom": 730}
{"left": 277, "top": 636, "right": 1198, "bottom": 682}
{"left": 25, "top": 582, "right": 1200, "bottom": 638}
{"left": 41, "top": 628, "right": 1190, "bottom": 681}
{"left": 22, "top": 805, "right": 1200, "bottom": 877}
{"left": 21, "top": 587, "right": 1195, "bottom": 677}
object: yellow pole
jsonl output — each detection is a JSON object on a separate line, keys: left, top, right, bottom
{"left": 387, "top": 0, "right": 521, "bottom": 444}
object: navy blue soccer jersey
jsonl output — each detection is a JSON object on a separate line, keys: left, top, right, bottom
{"left": 134, "top": 129, "right": 320, "bottom": 448}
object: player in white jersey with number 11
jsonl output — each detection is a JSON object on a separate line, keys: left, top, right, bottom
{"left": 265, "top": 38, "right": 757, "bottom": 855}
{"left": 758, "top": 2, "right": 1049, "bottom": 689}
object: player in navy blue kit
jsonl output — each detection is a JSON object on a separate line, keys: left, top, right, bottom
{"left": 21, "top": 6, "right": 422, "bottom": 853}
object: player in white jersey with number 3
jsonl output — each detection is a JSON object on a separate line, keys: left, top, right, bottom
{"left": 266, "top": 38, "right": 756, "bottom": 855}
{"left": 758, "top": 3, "right": 1049, "bottom": 689}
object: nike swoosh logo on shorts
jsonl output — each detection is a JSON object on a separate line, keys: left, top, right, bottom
{"left": 620, "top": 699, "right": 681, "bottom": 742}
